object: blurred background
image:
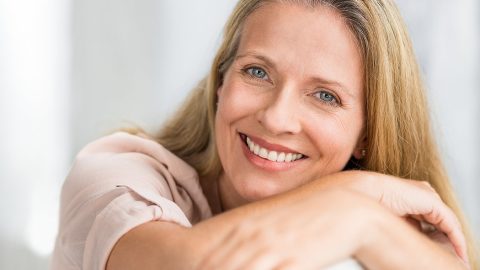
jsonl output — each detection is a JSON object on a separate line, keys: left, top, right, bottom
{"left": 0, "top": 0, "right": 478, "bottom": 269}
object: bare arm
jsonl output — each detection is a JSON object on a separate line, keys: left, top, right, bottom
{"left": 106, "top": 171, "right": 468, "bottom": 270}
{"left": 106, "top": 182, "right": 310, "bottom": 270}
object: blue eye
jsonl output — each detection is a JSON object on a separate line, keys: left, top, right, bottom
{"left": 313, "top": 90, "right": 339, "bottom": 106}
{"left": 245, "top": 67, "right": 269, "bottom": 80}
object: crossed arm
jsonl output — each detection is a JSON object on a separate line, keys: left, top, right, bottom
{"left": 106, "top": 170, "right": 469, "bottom": 270}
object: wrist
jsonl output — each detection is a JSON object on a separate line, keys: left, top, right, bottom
{"left": 334, "top": 170, "right": 381, "bottom": 197}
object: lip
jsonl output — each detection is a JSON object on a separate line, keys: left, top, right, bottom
{"left": 239, "top": 132, "right": 305, "bottom": 155}
{"left": 238, "top": 133, "right": 307, "bottom": 172}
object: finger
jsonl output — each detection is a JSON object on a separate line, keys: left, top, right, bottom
{"left": 427, "top": 230, "right": 456, "bottom": 254}
{"left": 427, "top": 227, "right": 470, "bottom": 269}
{"left": 418, "top": 180, "right": 435, "bottom": 192}
{"left": 417, "top": 206, "right": 465, "bottom": 259}
{"left": 400, "top": 183, "right": 468, "bottom": 263}
{"left": 420, "top": 200, "right": 468, "bottom": 263}
{"left": 404, "top": 216, "right": 422, "bottom": 232}
{"left": 375, "top": 178, "right": 468, "bottom": 264}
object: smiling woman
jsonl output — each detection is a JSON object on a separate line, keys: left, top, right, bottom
{"left": 215, "top": 4, "right": 365, "bottom": 205}
{"left": 51, "top": 0, "right": 477, "bottom": 269}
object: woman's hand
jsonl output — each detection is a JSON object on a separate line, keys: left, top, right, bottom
{"left": 197, "top": 186, "right": 468, "bottom": 270}
{"left": 328, "top": 171, "right": 468, "bottom": 265}
{"left": 197, "top": 188, "right": 388, "bottom": 270}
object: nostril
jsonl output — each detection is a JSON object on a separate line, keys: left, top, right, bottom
{"left": 255, "top": 105, "right": 302, "bottom": 136}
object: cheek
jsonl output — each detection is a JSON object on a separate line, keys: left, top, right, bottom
{"left": 215, "top": 80, "right": 259, "bottom": 160}
{"left": 217, "top": 79, "right": 263, "bottom": 123}
{"left": 305, "top": 110, "right": 363, "bottom": 160}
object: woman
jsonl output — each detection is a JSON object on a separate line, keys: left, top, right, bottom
{"left": 51, "top": 0, "right": 477, "bottom": 269}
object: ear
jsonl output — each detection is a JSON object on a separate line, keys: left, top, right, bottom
{"left": 352, "top": 132, "right": 367, "bottom": 159}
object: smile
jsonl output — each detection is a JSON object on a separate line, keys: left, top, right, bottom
{"left": 239, "top": 133, "right": 306, "bottom": 163}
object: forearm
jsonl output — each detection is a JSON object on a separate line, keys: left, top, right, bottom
{"left": 192, "top": 170, "right": 467, "bottom": 269}
{"left": 106, "top": 171, "right": 358, "bottom": 269}
{"left": 189, "top": 171, "right": 369, "bottom": 251}
{"left": 106, "top": 190, "right": 307, "bottom": 270}
{"left": 107, "top": 170, "right": 466, "bottom": 269}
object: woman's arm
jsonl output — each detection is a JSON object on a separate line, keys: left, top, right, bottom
{"left": 106, "top": 171, "right": 468, "bottom": 269}
{"left": 197, "top": 187, "right": 467, "bottom": 269}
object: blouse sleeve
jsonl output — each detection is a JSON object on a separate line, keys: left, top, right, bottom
{"left": 51, "top": 132, "right": 212, "bottom": 270}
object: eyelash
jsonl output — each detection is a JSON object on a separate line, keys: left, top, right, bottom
{"left": 241, "top": 66, "right": 270, "bottom": 82}
{"left": 311, "top": 90, "right": 340, "bottom": 107}
{"left": 241, "top": 65, "right": 341, "bottom": 107}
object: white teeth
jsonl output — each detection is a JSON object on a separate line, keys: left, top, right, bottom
{"left": 243, "top": 135, "right": 304, "bottom": 162}
{"left": 259, "top": 148, "right": 268, "bottom": 158}
{"left": 253, "top": 144, "right": 260, "bottom": 155}
{"left": 247, "top": 137, "right": 254, "bottom": 151}
{"left": 267, "top": 151, "right": 278, "bottom": 161}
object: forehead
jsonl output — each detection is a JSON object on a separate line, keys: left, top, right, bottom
{"left": 237, "top": 2, "right": 363, "bottom": 96}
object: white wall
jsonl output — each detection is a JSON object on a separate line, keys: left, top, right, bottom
{"left": 70, "top": 0, "right": 238, "bottom": 154}
{"left": 0, "top": 0, "right": 70, "bottom": 269}
{"left": 70, "top": 0, "right": 159, "bottom": 156}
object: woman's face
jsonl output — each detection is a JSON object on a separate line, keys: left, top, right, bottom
{"left": 215, "top": 3, "right": 365, "bottom": 208}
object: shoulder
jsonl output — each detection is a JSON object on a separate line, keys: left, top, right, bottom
{"left": 61, "top": 132, "right": 205, "bottom": 211}
{"left": 77, "top": 131, "right": 195, "bottom": 176}
{"left": 53, "top": 132, "right": 212, "bottom": 269}
{"left": 75, "top": 131, "right": 198, "bottom": 182}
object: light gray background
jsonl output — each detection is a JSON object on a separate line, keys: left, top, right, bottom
{"left": 0, "top": 0, "right": 478, "bottom": 269}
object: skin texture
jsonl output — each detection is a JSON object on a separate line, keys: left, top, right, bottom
{"left": 106, "top": 3, "right": 469, "bottom": 270}
{"left": 215, "top": 3, "right": 366, "bottom": 209}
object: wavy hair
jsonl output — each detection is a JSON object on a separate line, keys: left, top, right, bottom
{"left": 126, "top": 0, "right": 477, "bottom": 265}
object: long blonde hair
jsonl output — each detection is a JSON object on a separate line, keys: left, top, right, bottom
{"left": 128, "top": 0, "right": 477, "bottom": 265}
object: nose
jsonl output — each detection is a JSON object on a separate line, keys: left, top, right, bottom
{"left": 255, "top": 84, "right": 302, "bottom": 135}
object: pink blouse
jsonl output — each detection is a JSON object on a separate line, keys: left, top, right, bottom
{"left": 50, "top": 132, "right": 215, "bottom": 269}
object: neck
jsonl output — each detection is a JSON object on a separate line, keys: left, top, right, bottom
{"left": 199, "top": 171, "right": 222, "bottom": 215}
{"left": 217, "top": 171, "right": 249, "bottom": 211}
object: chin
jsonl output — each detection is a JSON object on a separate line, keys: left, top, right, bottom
{"left": 235, "top": 179, "right": 288, "bottom": 202}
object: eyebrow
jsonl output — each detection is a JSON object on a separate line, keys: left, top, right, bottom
{"left": 236, "top": 52, "right": 277, "bottom": 70}
{"left": 235, "top": 51, "right": 355, "bottom": 98}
